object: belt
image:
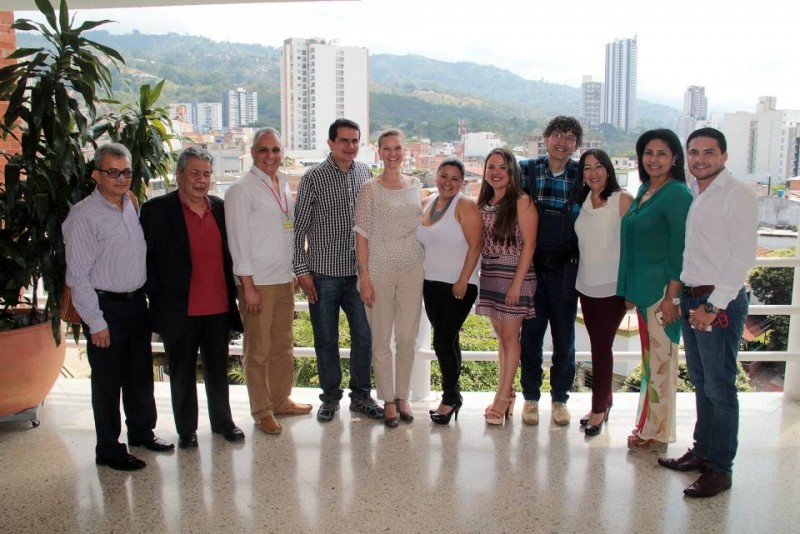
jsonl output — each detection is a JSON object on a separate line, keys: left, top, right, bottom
{"left": 95, "top": 288, "right": 144, "bottom": 300}
{"left": 683, "top": 285, "right": 715, "bottom": 297}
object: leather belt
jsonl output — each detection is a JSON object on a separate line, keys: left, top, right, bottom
{"left": 683, "top": 285, "right": 715, "bottom": 297}
{"left": 95, "top": 288, "right": 144, "bottom": 300}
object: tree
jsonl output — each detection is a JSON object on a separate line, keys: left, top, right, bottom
{"left": 749, "top": 247, "right": 795, "bottom": 351}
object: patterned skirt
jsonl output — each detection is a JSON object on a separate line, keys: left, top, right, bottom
{"left": 476, "top": 253, "right": 536, "bottom": 320}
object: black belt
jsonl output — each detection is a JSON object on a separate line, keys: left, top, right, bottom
{"left": 95, "top": 288, "right": 144, "bottom": 300}
{"left": 683, "top": 285, "right": 715, "bottom": 297}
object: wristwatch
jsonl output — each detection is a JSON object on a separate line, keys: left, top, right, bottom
{"left": 703, "top": 302, "right": 720, "bottom": 314}
{"left": 670, "top": 297, "right": 681, "bottom": 305}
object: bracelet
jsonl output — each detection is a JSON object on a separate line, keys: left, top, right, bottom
{"left": 357, "top": 263, "right": 369, "bottom": 272}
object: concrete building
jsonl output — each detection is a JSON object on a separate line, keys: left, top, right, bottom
{"left": 581, "top": 75, "right": 603, "bottom": 130}
{"left": 677, "top": 86, "right": 709, "bottom": 146}
{"left": 222, "top": 87, "right": 258, "bottom": 129}
{"left": 462, "top": 132, "right": 504, "bottom": 158}
{"left": 280, "top": 37, "right": 369, "bottom": 160}
{"left": 722, "top": 97, "right": 800, "bottom": 183}
{"left": 603, "top": 36, "right": 637, "bottom": 132}
{"left": 169, "top": 102, "right": 223, "bottom": 133}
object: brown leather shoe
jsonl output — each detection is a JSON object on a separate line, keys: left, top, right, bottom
{"left": 658, "top": 450, "right": 707, "bottom": 472}
{"left": 256, "top": 415, "right": 282, "bottom": 435}
{"left": 684, "top": 470, "right": 732, "bottom": 498}
{"left": 274, "top": 401, "right": 313, "bottom": 416}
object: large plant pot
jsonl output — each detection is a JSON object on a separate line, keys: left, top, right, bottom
{"left": 0, "top": 321, "right": 66, "bottom": 417}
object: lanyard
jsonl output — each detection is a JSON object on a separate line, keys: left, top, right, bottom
{"left": 260, "top": 178, "right": 288, "bottom": 215}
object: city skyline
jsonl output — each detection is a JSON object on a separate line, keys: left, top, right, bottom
{"left": 13, "top": 0, "right": 800, "bottom": 113}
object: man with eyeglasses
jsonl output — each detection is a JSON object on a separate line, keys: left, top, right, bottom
{"left": 140, "top": 147, "right": 245, "bottom": 448}
{"left": 63, "top": 143, "right": 173, "bottom": 471}
{"left": 519, "top": 116, "right": 584, "bottom": 426}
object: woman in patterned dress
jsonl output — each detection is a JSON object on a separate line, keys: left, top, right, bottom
{"left": 475, "top": 148, "right": 538, "bottom": 425}
{"left": 354, "top": 129, "right": 424, "bottom": 428}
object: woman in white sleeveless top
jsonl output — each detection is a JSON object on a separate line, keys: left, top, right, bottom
{"left": 417, "top": 159, "right": 482, "bottom": 425}
{"left": 574, "top": 149, "right": 633, "bottom": 436}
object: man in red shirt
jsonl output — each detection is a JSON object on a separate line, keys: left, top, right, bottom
{"left": 140, "top": 147, "right": 244, "bottom": 448}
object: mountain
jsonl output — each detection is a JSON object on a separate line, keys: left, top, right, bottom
{"left": 16, "top": 30, "right": 680, "bottom": 149}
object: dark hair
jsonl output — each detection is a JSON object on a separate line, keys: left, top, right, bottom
{"left": 544, "top": 116, "right": 584, "bottom": 147}
{"left": 328, "top": 118, "right": 361, "bottom": 142}
{"left": 252, "top": 127, "right": 282, "bottom": 148}
{"left": 577, "top": 149, "right": 621, "bottom": 203}
{"left": 635, "top": 129, "right": 686, "bottom": 183}
{"left": 177, "top": 146, "right": 213, "bottom": 173}
{"left": 94, "top": 143, "right": 131, "bottom": 167}
{"left": 377, "top": 128, "right": 403, "bottom": 149}
{"left": 478, "top": 148, "right": 524, "bottom": 245}
{"left": 686, "top": 127, "right": 727, "bottom": 153}
{"left": 436, "top": 157, "right": 465, "bottom": 179}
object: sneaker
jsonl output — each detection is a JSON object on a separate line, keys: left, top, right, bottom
{"left": 349, "top": 396, "right": 385, "bottom": 419}
{"left": 522, "top": 400, "right": 539, "bottom": 425}
{"left": 552, "top": 402, "right": 571, "bottom": 425}
{"left": 317, "top": 400, "right": 339, "bottom": 422}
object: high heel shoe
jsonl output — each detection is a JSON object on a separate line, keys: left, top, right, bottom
{"left": 485, "top": 397, "right": 512, "bottom": 425}
{"left": 396, "top": 399, "right": 414, "bottom": 423}
{"left": 430, "top": 401, "right": 462, "bottom": 425}
{"left": 584, "top": 405, "right": 611, "bottom": 436}
{"left": 383, "top": 402, "right": 399, "bottom": 428}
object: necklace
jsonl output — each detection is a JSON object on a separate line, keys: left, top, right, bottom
{"left": 642, "top": 178, "right": 669, "bottom": 199}
{"left": 429, "top": 195, "right": 455, "bottom": 222}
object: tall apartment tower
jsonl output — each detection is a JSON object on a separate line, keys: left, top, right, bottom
{"left": 281, "top": 37, "right": 369, "bottom": 153}
{"left": 223, "top": 88, "right": 258, "bottom": 129}
{"left": 677, "top": 86, "right": 709, "bottom": 145}
{"left": 581, "top": 75, "right": 603, "bottom": 130}
{"left": 603, "top": 36, "right": 637, "bottom": 132}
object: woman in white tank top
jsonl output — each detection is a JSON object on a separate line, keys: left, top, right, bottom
{"left": 574, "top": 149, "right": 633, "bottom": 436}
{"left": 416, "top": 159, "right": 482, "bottom": 424}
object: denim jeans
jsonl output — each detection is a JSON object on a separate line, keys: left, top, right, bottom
{"left": 681, "top": 287, "right": 748, "bottom": 477}
{"left": 308, "top": 274, "right": 373, "bottom": 402}
{"left": 520, "top": 260, "right": 578, "bottom": 403}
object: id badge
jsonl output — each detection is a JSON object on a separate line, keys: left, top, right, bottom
{"left": 282, "top": 214, "right": 293, "bottom": 233}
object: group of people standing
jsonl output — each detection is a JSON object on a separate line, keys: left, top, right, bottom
{"left": 64, "top": 115, "right": 756, "bottom": 499}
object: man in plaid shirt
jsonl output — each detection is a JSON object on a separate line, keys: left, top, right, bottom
{"left": 518, "top": 116, "right": 583, "bottom": 427}
{"left": 294, "top": 118, "right": 384, "bottom": 423}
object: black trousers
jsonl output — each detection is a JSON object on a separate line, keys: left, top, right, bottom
{"left": 166, "top": 313, "right": 234, "bottom": 436}
{"left": 85, "top": 292, "right": 157, "bottom": 460}
{"left": 423, "top": 280, "right": 478, "bottom": 406}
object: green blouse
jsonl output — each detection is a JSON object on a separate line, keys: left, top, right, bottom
{"left": 617, "top": 178, "right": 693, "bottom": 317}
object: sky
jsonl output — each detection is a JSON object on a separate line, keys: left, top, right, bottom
{"left": 16, "top": 0, "right": 800, "bottom": 114}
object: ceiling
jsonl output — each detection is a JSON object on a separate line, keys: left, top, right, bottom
{"left": 4, "top": 1, "right": 334, "bottom": 10}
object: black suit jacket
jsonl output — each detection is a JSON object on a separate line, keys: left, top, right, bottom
{"left": 140, "top": 191, "right": 243, "bottom": 345}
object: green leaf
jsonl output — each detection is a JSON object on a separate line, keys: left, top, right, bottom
{"left": 35, "top": 0, "right": 57, "bottom": 30}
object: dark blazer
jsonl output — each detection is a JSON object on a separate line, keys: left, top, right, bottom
{"left": 140, "top": 191, "right": 243, "bottom": 345}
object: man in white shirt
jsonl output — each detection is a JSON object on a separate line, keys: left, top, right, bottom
{"left": 225, "top": 128, "right": 311, "bottom": 435}
{"left": 658, "top": 128, "right": 757, "bottom": 498}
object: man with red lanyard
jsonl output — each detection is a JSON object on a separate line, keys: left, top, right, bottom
{"left": 225, "top": 128, "right": 312, "bottom": 435}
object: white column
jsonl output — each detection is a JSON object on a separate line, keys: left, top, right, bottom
{"left": 784, "top": 237, "right": 800, "bottom": 399}
{"left": 409, "top": 306, "right": 434, "bottom": 401}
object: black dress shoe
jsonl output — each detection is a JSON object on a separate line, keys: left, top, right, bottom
{"left": 129, "top": 436, "right": 175, "bottom": 452}
{"left": 658, "top": 449, "right": 707, "bottom": 472}
{"left": 96, "top": 453, "right": 146, "bottom": 471}
{"left": 684, "top": 470, "right": 732, "bottom": 498}
{"left": 214, "top": 426, "right": 245, "bottom": 442}
{"left": 178, "top": 432, "right": 198, "bottom": 449}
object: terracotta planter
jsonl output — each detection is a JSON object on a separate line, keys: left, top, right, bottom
{"left": 0, "top": 321, "right": 66, "bottom": 417}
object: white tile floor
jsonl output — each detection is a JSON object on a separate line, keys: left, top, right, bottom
{"left": 1, "top": 378, "right": 799, "bottom": 533}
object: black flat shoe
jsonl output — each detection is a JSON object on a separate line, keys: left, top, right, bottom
{"left": 96, "top": 453, "right": 146, "bottom": 471}
{"left": 129, "top": 436, "right": 175, "bottom": 452}
{"left": 178, "top": 432, "right": 198, "bottom": 449}
{"left": 430, "top": 401, "right": 462, "bottom": 425}
{"left": 214, "top": 426, "right": 245, "bottom": 442}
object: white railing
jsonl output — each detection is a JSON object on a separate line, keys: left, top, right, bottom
{"left": 65, "top": 253, "right": 800, "bottom": 401}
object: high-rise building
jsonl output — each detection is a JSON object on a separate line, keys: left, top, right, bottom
{"left": 281, "top": 37, "right": 369, "bottom": 155}
{"left": 677, "top": 86, "right": 709, "bottom": 145}
{"left": 581, "top": 75, "right": 603, "bottom": 130}
{"left": 603, "top": 36, "right": 637, "bottom": 132}
{"left": 223, "top": 88, "right": 258, "bottom": 129}
{"left": 722, "top": 96, "right": 800, "bottom": 182}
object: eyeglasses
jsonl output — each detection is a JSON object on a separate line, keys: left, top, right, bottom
{"left": 97, "top": 168, "right": 133, "bottom": 180}
{"left": 549, "top": 132, "right": 578, "bottom": 143}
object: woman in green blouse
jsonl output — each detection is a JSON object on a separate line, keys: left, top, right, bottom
{"left": 618, "top": 129, "right": 693, "bottom": 451}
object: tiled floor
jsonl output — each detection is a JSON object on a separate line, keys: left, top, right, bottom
{"left": 1, "top": 379, "right": 799, "bottom": 533}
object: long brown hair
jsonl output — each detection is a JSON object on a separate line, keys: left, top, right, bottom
{"left": 478, "top": 148, "right": 523, "bottom": 245}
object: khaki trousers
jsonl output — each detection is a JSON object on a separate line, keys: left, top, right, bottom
{"left": 366, "top": 264, "right": 424, "bottom": 401}
{"left": 238, "top": 283, "right": 295, "bottom": 421}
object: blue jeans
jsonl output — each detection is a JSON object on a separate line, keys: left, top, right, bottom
{"left": 520, "top": 260, "right": 578, "bottom": 403}
{"left": 309, "top": 274, "right": 373, "bottom": 402}
{"left": 681, "top": 287, "right": 748, "bottom": 477}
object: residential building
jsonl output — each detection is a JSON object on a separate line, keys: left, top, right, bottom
{"left": 581, "top": 75, "right": 603, "bottom": 130}
{"left": 722, "top": 97, "right": 800, "bottom": 183}
{"left": 677, "top": 86, "right": 709, "bottom": 146}
{"left": 222, "top": 87, "right": 258, "bottom": 129}
{"left": 280, "top": 37, "right": 369, "bottom": 160}
{"left": 462, "top": 132, "right": 503, "bottom": 158}
{"left": 169, "top": 102, "right": 223, "bottom": 133}
{"left": 603, "top": 36, "right": 637, "bottom": 132}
